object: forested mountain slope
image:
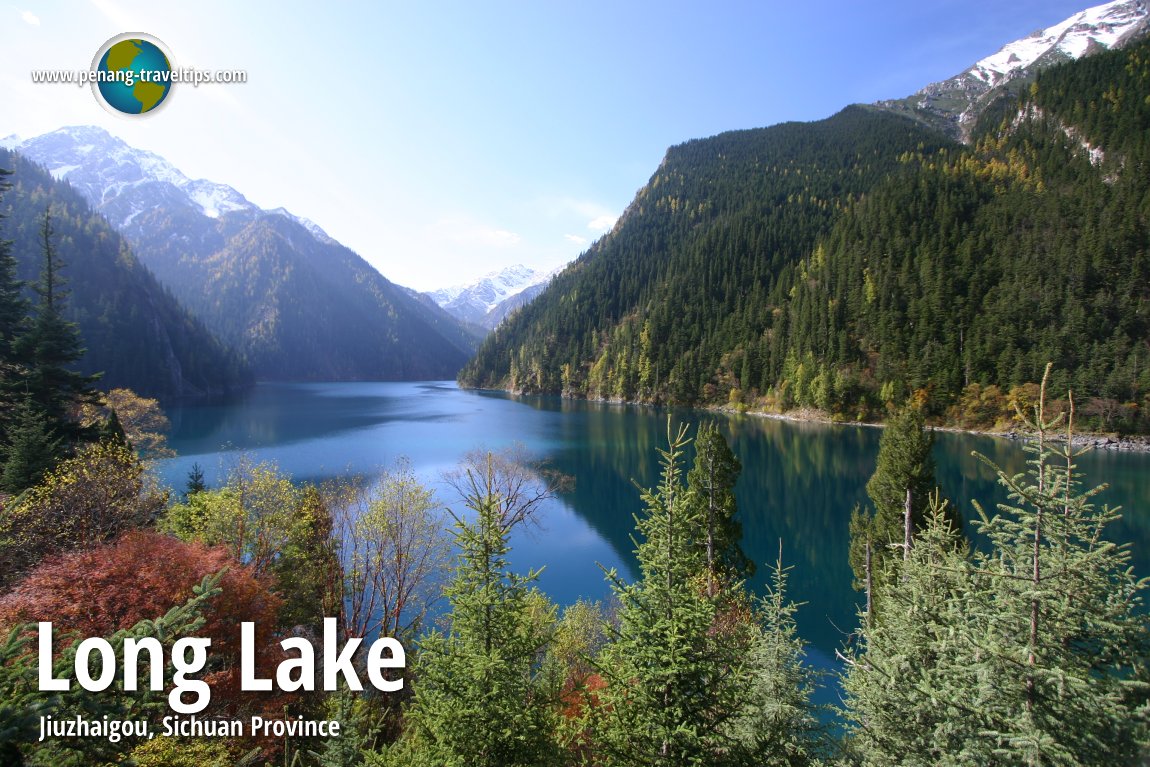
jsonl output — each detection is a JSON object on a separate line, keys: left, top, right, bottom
{"left": 459, "top": 108, "right": 957, "bottom": 402}
{"left": 461, "top": 36, "right": 1150, "bottom": 433}
{"left": 0, "top": 148, "right": 247, "bottom": 398}
{"left": 12, "top": 127, "right": 476, "bottom": 382}
{"left": 766, "top": 35, "right": 1150, "bottom": 429}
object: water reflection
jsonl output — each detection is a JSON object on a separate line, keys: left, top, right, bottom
{"left": 162, "top": 383, "right": 1150, "bottom": 669}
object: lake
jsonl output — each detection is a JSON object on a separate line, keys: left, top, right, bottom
{"left": 159, "top": 381, "right": 1150, "bottom": 682}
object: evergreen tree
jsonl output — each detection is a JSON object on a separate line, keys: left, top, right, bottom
{"left": 0, "top": 572, "right": 224, "bottom": 766}
{"left": 0, "top": 168, "right": 25, "bottom": 358}
{"left": 591, "top": 422, "right": 759, "bottom": 766}
{"left": 11, "top": 209, "right": 99, "bottom": 448}
{"left": 732, "top": 552, "right": 828, "bottom": 766}
{"left": 0, "top": 395, "right": 60, "bottom": 494}
{"left": 848, "top": 405, "right": 959, "bottom": 611}
{"left": 97, "top": 408, "right": 128, "bottom": 447}
{"left": 0, "top": 167, "right": 28, "bottom": 464}
{"left": 185, "top": 462, "right": 207, "bottom": 496}
{"left": 399, "top": 451, "right": 562, "bottom": 767}
{"left": 842, "top": 370, "right": 1150, "bottom": 765}
{"left": 686, "top": 421, "right": 753, "bottom": 587}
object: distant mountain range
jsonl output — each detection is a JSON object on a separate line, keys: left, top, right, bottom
{"left": 425, "top": 264, "right": 560, "bottom": 329}
{"left": 6, "top": 127, "right": 477, "bottom": 381}
{"left": 0, "top": 148, "right": 246, "bottom": 398}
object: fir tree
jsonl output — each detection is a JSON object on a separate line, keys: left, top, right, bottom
{"left": 400, "top": 451, "right": 562, "bottom": 767}
{"left": 592, "top": 422, "right": 759, "bottom": 766}
{"left": 97, "top": 408, "right": 128, "bottom": 447}
{"left": 848, "top": 404, "right": 960, "bottom": 614}
{"left": 0, "top": 572, "right": 224, "bottom": 766}
{"left": 11, "top": 208, "right": 99, "bottom": 448}
{"left": 842, "top": 368, "right": 1150, "bottom": 765}
{"left": 185, "top": 462, "right": 207, "bottom": 496}
{"left": 0, "top": 167, "right": 28, "bottom": 464}
{"left": 0, "top": 395, "right": 60, "bottom": 494}
{"left": 733, "top": 550, "right": 828, "bottom": 766}
{"left": 686, "top": 421, "right": 753, "bottom": 588}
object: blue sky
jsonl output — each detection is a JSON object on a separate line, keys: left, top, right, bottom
{"left": 1, "top": 0, "right": 1109, "bottom": 290}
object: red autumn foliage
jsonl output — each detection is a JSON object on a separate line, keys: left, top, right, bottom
{"left": 0, "top": 529, "right": 287, "bottom": 717}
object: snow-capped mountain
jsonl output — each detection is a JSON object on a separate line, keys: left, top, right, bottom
{"left": 967, "top": 0, "right": 1146, "bottom": 88}
{"left": 427, "top": 264, "right": 559, "bottom": 328}
{"left": 879, "top": 0, "right": 1148, "bottom": 139}
{"left": 3, "top": 125, "right": 327, "bottom": 238}
{"left": 0, "top": 125, "right": 478, "bottom": 380}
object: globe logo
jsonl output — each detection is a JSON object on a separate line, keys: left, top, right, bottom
{"left": 91, "top": 34, "right": 173, "bottom": 116}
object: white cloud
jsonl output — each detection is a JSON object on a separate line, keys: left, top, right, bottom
{"left": 564, "top": 234, "right": 587, "bottom": 245}
{"left": 21, "top": 10, "right": 40, "bottom": 25}
{"left": 587, "top": 214, "right": 616, "bottom": 231}
{"left": 475, "top": 228, "right": 521, "bottom": 247}
{"left": 432, "top": 217, "right": 522, "bottom": 249}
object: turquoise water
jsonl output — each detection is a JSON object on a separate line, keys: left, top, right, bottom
{"left": 160, "top": 381, "right": 1150, "bottom": 679}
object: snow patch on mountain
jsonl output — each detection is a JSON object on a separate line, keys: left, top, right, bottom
{"left": 969, "top": 0, "right": 1146, "bottom": 87}
{"left": 269, "top": 207, "right": 335, "bottom": 244}
{"left": 8, "top": 126, "right": 338, "bottom": 245}
{"left": 878, "top": 0, "right": 1148, "bottom": 140}
{"left": 9, "top": 126, "right": 258, "bottom": 220}
{"left": 426, "top": 264, "right": 561, "bottom": 328}
{"left": 429, "top": 264, "right": 547, "bottom": 313}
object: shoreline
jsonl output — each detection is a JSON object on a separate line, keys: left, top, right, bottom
{"left": 477, "top": 385, "right": 1150, "bottom": 454}
{"left": 713, "top": 404, "right": 1150, "bottom": 453}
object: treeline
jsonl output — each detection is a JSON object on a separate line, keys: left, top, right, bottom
{"left": 460, "top": 37, "right": 1150, "bottom": 433}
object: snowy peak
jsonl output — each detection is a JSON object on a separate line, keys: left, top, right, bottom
{"left": 879, "top": 0, "right": 1149, "bottom": 139}
{"left": 967, "top": 0, "right": 1147, "bottom": 88}
{"left": 11, "top": 125, "right": 257, "bottom": 224}
{"left": 269, "top": 207, "right": 335, "bottom": 244}
{"left": 426, "top": 264, "right": 559, "bottom": 328}
{"left": 8, "top": 126, "right": 335, "bottom": 245}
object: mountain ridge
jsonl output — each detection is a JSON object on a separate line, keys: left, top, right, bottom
{"left": 8, "top": 127, "right": 477, "bottom": 381}
{"left": 876, "top": 0, "right": 1149, "bottom": 139}
{"left": 0, "top": 147, "right": 248, "bottom": 398}
{"left": 459, "top": 4, "right": 1150, "bottom": 433}
{"left": 426, "top": 263, "right": 560, "bottom": 329}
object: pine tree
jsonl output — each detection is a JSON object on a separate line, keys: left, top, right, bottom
{"left": 185, "top": 462, "right": 207, "bottom": 496}
{"left": 840, "top": 499, "right": 978, "bottom": 764}
{"left": 97, "top": 408, "right": 128, "bottom": 447}
{"left": 0, "top": 167, "right": 28, "bottom": 463}
{"left": 0, "top": 572, "right": 224, "bottom": 766}
{"left": 0, "top": 395, "right": 60, "bottom": 494}
{"left": 848, "top": 404, "right": 960, "bottom": 613}
{"left": 686, "top": 421, "right": 753, "bottom": 587}
{"left": 733, "top": 551, "right": 827, "bottom": 766}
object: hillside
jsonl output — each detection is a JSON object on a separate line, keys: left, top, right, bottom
{"left": 876, "top": 0, "right": 1147, "bottom": 140}
{"left": 460, "top": 26, "right": 1150, "bottom": 433}
{"left": 766, "top": 35, "right": 1150, "bottom": 430}
{"left": 0, "top": 148, "right": 247, "bottom": 398}
{"left": 459, "top": 107, "right": 958, "bottom": 401}
{"left": 10, "top": 128, "right": 476, "bottom": 381}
